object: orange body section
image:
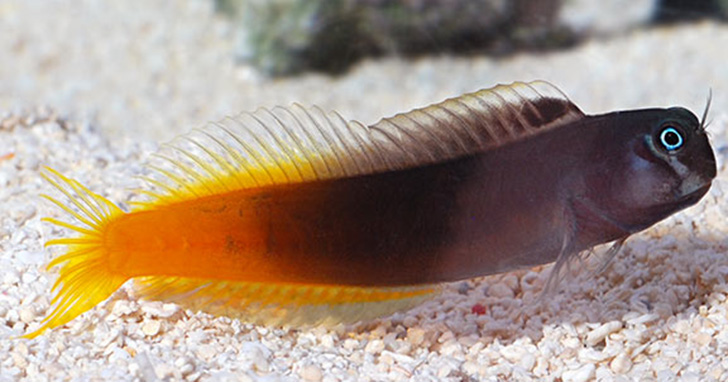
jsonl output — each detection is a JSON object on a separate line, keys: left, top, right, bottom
{"left": 107, "top": 192, "right": 274, "bottom": 281}
{"left": 104, "top": 161, "right": 467, "bottom": 286}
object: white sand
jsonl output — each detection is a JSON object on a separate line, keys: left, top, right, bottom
{"left": 2, "top": 1, "right": 728, "bottom": 381}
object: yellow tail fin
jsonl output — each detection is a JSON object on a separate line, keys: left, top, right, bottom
{"left": 23, "top": 168, "right": 127, "bottom": 339}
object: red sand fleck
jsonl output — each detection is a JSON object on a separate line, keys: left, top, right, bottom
{"left": 471, "top": 303, "right": 486, "bottom": 315}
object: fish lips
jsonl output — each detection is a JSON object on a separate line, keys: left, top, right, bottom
{"left": 674, "top": 180, "right": 712, "bottom": 209}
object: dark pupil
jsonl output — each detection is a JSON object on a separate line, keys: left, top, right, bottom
{"left": 664, "top": 131, "right": 680, "bottom": 146}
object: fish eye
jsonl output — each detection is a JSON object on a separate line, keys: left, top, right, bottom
{"left": 658, "top": 126, "right": 684, "bottom": 152}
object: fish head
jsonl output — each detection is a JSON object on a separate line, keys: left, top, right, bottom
{"left": 582, "top": 106, "right": 716, "bottom": 234}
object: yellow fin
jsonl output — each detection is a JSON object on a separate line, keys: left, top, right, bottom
{"left": 134, "top": 276, "right": 438, "bottom": 327}
{"left": 136, "top": 81, "right": 583, "bottom": 208}
{"left": 23, "top": 168, "right": 127, "bottom": 339}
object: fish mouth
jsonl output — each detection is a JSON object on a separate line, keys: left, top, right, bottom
{"left": 675, "top": 182, "right": 712, "bottom": 206}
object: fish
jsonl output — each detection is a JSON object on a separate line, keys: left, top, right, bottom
{"left": 24, "top": 81, "right": 717, "bottom": 338}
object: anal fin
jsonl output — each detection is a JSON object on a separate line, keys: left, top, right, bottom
{"left": 134, "top": 276, "right": 438, "bottom": 327}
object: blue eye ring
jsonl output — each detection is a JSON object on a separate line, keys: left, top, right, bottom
{"left": 659, "top": 126, "right": 684, "bottom": 151}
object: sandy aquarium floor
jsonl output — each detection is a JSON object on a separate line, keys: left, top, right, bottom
{"left": 3, "top": 1, "right": 728, "bottom": 381}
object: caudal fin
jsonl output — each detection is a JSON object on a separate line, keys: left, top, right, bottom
{"left": 23, "top": 168, "right": 128, "bottom": 339}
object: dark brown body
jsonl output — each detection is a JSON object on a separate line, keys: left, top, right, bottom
{"left": 250, "top": 117, "right": 593, "bottom": 286}
{"left": 215, "top": 109, "right": 712, "bottom": 286}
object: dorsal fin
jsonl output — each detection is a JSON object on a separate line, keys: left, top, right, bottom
{"left": 371, "top": 80, "right": 584, "bottom": 157}
{"left": 135, "top": 81, "right": 584, "bottom": 208}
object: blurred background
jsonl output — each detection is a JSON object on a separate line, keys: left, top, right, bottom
{"left": 0, "top": 0, "right": 726, "bottom": 143}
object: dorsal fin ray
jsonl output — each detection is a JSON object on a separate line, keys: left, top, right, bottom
{"left": 135, "top": 81, "right": 585, "bottom": 208}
